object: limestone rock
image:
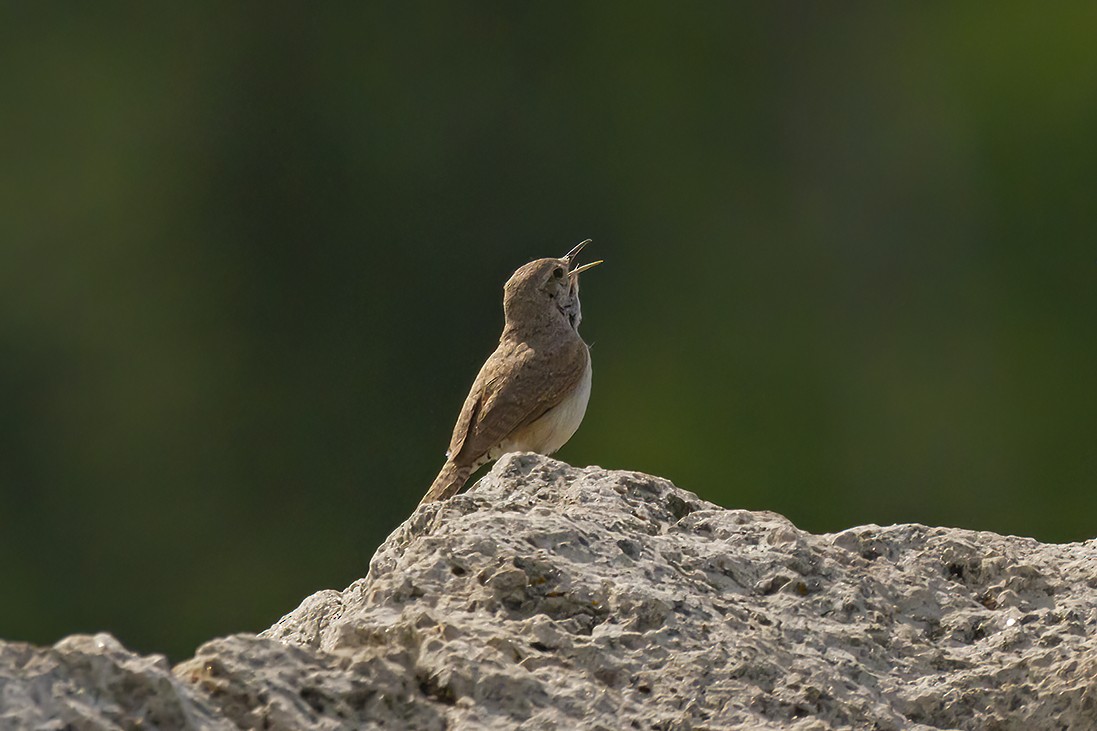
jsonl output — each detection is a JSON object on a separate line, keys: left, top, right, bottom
{"left": 0, "top": 633, "right": 229, "bottom": 731}
{"left": 4, "top": 453, "right": 1097, "bottom": 730}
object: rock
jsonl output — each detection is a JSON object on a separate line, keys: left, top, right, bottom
{"left": 3, "top": 453, "right": 1097, "bottom": 730}
{"left": 0, "top": 633, "right": 229, "bottom": 731}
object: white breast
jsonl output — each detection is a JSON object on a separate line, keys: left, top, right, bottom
{"left": 495, "top": 350, "right": 592, "bottom": 458}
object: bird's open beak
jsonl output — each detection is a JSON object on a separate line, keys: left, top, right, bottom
{"left": 562, "top": 239, "right": 603, "bottom": 275}
{"left": 562, "top": 239, "right": 592, "bottom": 263}
{"left": 569, "top": 260, "right": 603, "bottom": 276}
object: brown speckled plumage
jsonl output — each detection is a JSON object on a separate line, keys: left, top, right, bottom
{"left": 420, "top": 242, "right": 601, "bottom": 504}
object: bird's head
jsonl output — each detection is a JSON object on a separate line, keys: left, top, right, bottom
{"left": 502, "top": 240, "right": 602, "bottom": 332}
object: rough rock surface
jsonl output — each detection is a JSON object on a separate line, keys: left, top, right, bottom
{"left": 0, "top": 633, "right": 230, "bottom": 731}
{"left": 3, "top": 453, "right": 1097, "bottom": 730}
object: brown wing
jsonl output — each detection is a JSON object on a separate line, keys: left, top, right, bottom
{"left": 447, "top": 336, "right": 588, "bottom": 467}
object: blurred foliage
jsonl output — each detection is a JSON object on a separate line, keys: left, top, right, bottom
{"left": 1, "top": 3, "right": 1095, "bottom": 659}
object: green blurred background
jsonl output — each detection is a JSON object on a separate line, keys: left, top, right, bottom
{"left": 2, "top": 3, "right": 1095, "bottom": 660}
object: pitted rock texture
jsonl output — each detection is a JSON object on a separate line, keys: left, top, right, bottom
{"left": 3, "top": 453, "right": 1097, "bottom": 730}
{"left": 0, "top": 633, "right": 229, "bottom": 731}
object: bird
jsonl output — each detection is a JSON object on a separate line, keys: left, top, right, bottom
{"left": 419, "top": 240, "right": 603, "bottom": 504}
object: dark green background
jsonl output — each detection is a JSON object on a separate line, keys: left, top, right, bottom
{"left": 2, "top": 4, "right": 1094, "bottom": 660}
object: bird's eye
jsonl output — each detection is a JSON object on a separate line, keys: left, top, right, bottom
{"left": 553, "top": 267, "right": 565, "bottom": 279}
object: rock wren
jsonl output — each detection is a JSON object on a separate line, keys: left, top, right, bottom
{"left": 420, "top": 240, "right": 603, "bottom": 504}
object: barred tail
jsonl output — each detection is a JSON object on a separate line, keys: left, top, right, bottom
{"left": 420, "top": 461, "right": 472, "bottom": 505}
